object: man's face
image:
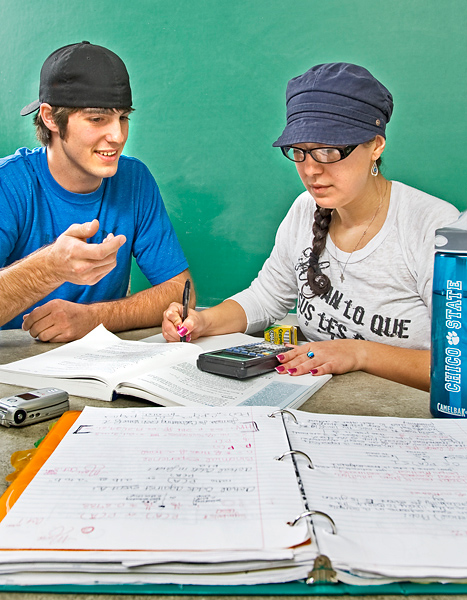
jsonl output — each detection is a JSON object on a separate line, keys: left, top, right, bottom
{"left": 48, "top": 108, "right": 130, "bottom": 193}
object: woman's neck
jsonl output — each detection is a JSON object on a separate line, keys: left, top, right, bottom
{"left": 330, "top": 176, "right": 391, "bottom": 252}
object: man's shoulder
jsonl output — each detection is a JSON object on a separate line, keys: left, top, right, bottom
{"left": 0, "top": 146, "right": 43, "bottom": 172}
{"left": 0, "top": 148, "right": 45, "bottom": 197}
{"left": 110, "top": 155, "right": 160, "bottom": 199}
{"left": 116, "top": 154, "right": 152, "bottom": 178}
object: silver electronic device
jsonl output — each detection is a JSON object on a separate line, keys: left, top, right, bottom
{"left": 0, "top": 388, "right": 69, "bottom": 427}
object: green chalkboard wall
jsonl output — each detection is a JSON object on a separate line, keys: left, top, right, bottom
{"left": 1, "top": 0, "right": 466, "bottom": 305}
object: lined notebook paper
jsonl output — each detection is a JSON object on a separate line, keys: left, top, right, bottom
{"left": 0, "top": 406, "right": 308, "bottom": 552}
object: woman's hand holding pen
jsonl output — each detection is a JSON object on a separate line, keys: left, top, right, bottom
{"left": 162, "top": 299, "right": 248, "bottom": 343}
{"left": 276, "top": 339, "right": 365, "bottom": 377}
{"left": 162, "top": 302, "right": 205, "bottom": 342}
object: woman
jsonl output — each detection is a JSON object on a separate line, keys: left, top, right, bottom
{"left": 162, "top": 62, "right": 459, "bottom": 391}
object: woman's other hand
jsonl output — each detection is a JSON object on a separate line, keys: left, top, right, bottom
{"left": 275, "top": 339, "right": 364, "bottom": 376}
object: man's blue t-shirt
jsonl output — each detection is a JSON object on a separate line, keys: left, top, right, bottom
{"left": 0, "top": 147, "right": 188, "bottom": 329}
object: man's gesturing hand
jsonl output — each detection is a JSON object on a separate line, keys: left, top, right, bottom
{"left": 47, "top": 219, "right": 126, "bottom": 286}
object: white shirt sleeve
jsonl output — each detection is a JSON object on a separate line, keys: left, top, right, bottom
{"left": 394, "top": 183, "right": 460, "bottom": 313}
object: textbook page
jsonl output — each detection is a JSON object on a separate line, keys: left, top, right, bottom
{"left": 141, "top": 331, "right": 261, "bottom": 348}
{"left": 119, "top": 331, "right": 330, "bottom": 409}
{"left": 0, "top": 325, "right": 198, "bottom": 401}
{"left": 0, "top": 326, "right": 329, "bottom": 408}
{"left": 0, "top": 406, "right": 308, "bottom": 553}
{"left": 117, "top": 363, "right": 328, "bottom": 409}
{"left": 287, "top": 412, "right": 467, "bottom": 580}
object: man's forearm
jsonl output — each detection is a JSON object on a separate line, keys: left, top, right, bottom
{"left": 0, "top": 220, "right": 126, "bottom": 329}
{"left": 86, "top": 270, "right": 195, "bottom": 333}
{"left": 0, "top": 247, "right": 63, "bottom": 327}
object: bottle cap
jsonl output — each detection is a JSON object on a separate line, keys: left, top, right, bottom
{"left": 435, "top": 211, "right": 467, "bottom": 254}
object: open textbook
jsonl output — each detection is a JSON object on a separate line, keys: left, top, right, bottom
{"left": 1, "top": 405, "right": 467, "bottom": 589}
{"left": 0, "top": 325, "right": 330, "bottom": 409}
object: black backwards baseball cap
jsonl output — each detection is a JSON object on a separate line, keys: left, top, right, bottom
{"left": 20, "top": 41, "right": 132, "bottom": 116}
{"left": 273, "top": 62, "right": 393, "bottom": 147}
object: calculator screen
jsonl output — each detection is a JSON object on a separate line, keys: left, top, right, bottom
{"left": 206, "top": 352, "right": 253, "bottom": 361}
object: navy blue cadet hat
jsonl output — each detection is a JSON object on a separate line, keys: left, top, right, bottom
{"left": 272, "top": 62, "right": 393, "bottom": 147}
{"left": 20, "top": 41, "right": 132, "bottom": 116}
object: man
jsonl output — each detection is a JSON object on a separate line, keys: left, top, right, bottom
{"left": 0, "top": 41, "right": 194, "bottom": 342}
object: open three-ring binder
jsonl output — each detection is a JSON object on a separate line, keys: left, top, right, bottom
{"left": 1, "top": 405, "right": 467, "bottom": 594}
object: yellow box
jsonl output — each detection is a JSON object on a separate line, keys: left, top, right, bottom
{"left": 264, "top": 324, "right": 298, "bottom": 345}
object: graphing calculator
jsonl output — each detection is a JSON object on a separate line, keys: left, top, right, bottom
{"left": 197, "top": 342, "right": 293, "bottom": 379}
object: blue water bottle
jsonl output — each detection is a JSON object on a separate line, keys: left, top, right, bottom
{"left": 430, "top": 212, "right": 467, "bottom": 418}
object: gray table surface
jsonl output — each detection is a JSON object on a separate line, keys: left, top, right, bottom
{"left": 0, "top": 328, "right": 451, "bottom": 600}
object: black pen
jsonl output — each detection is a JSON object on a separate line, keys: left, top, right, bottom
{"left": 180, "top": 279, "right": 191, "bottom": 342}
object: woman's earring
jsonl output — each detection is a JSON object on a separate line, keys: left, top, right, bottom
{"left": 371, "top": 161, "right": 378, "bottom": 177}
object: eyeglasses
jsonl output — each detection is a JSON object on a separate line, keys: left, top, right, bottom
{"left": 281, "top": 145, "right": 359, "bottom": 164}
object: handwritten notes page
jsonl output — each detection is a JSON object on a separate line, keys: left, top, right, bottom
{"left": 287, "top": 412, "right": 467, "bottom": 580}
{"left": 0, "top": 406, "right": 308, "bottom": 553}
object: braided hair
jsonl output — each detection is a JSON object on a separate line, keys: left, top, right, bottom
{"left": 307, "top": 206, "right": 333, "bottom": 296}
{"left": 307, "top": 154, "right": 383, "bottom": 296}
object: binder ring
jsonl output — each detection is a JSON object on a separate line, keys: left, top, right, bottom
{"left": 288, "top": 510, "right": 337, "bottom": 534}
{"left": 275, "top": 449, "right": 313, "bottom": 469}
{"left": 268, "top": 409, "right": 298, "bottom": 423}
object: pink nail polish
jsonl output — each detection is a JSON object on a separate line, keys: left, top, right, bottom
{"left": 311, "top": 369, "right": 318, "bottom": 375}
{"left": 288, "top": 368, "right": 297, "bottom": 375}
{"left": 177, "top": 326, "right": 188, "bottom": 337}
{"left": 277, "top": 354, "right": 285, "bottom": 361}
{"left": 186, "top": 334, "right": 192, "bottom": 342}
{"left": 275, "top": 365, "right": 286, "bottom": 373}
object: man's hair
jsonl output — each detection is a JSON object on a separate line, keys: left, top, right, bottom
{"left": 33, "top": 106, "right": 134, "bottom": 146}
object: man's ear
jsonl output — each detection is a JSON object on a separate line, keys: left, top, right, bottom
{"left": 39, "top": 103, "right": 60, "bottom": 134}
